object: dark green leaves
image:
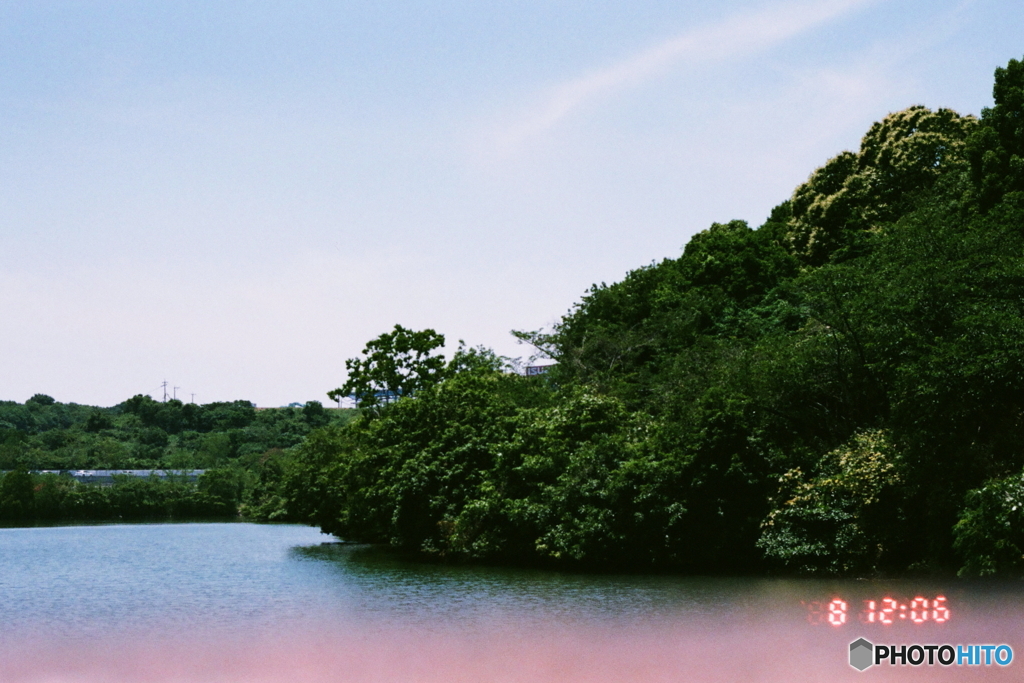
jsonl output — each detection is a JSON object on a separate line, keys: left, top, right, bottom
{"left": 328, "top": 325, "right": 447, "bottom": 412}
{"left": 968, "top": 57, "right": 1024, "bottom": 208}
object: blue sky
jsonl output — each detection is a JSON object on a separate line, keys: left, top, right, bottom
{"left": 2, "top": 0, "right": 1022, "bottom": 407}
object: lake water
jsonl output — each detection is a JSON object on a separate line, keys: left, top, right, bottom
{"left": 1, "top": 522, "right": 1021, "bottom": 682}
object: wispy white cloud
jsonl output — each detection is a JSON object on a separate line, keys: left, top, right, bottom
{"left": 489, "top": 0, "right": 878, "bottom": 153}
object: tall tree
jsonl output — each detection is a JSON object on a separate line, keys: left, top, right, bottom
{"left": 786, "top": 106, "right": 976, "bottom": 265}
{"left": 328, "top": 325, "right": 447, "bottom": 412}
{"left": 968, "top": 56, "right": 1024, "bottom": 208}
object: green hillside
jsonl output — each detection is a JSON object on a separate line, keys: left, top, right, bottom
{"left": 284, "top": 57, "right": 1024, "bottom": 577}
{"left": 0, "top": 394, "right": 356, "bottom": 523}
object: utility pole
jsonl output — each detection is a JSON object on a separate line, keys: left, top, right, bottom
{"left": 161, "top": 380, "right": 168, "bottom": 402}
{"left": 190, "top": 393, "right": 196, "bottom": 404}
{"left": 173, "top": 386, "right": 180, "bottom": 400}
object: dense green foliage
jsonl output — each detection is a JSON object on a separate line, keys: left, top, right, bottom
{"left": 0, "top": 469, "right": 242, "bottom": 523}
{"left": 281, "top": 57, "right": 1024, "bottom": 577}
{"left": 327, "top": 325, "right": 447, "bottom": 412}
{"left": 0, "top": 395, "right": 355, "bottom": 524}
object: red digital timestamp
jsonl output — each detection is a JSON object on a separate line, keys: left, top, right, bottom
{"left": 806, "top": 597, "right": 951, "bottom": 626}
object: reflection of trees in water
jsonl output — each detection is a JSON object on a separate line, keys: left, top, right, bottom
{"left": 288, "top": 542, "right": 793, "bottom": 626}
{"left": 290, "top": 541, "right": 1024, "bottom": 631}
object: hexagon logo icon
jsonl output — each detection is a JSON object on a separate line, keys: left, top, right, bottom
{"left": 850, "top": 638, "right": 874, "bottom": 671}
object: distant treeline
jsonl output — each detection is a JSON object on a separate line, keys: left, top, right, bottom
{"left": 0, "top": 394, "right": 356, "bottom": 523}
{"left": 277, "top": 57, "right": 1024, "bottom": 577}
{"left": 0, "top": 470, "right": 238, "bottom": 522}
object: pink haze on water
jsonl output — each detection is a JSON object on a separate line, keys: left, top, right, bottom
{"left": 1, "top": 617, "right": 1016, "bottom": 683}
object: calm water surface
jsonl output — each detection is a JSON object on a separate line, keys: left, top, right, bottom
{"left": 1, "top": 523, "right": 1021, "bottom": 682}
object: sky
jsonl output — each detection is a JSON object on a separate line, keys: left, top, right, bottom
{"left": 2, "top": 0, "right": 1022, "bottom": 408}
